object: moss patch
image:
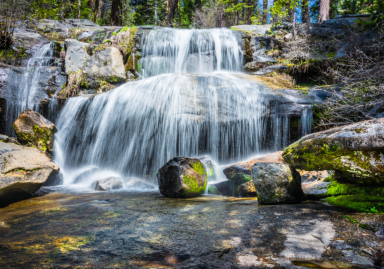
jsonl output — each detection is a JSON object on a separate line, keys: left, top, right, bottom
{"left": 325, "top": 195, "right": 384, "bottom": 214}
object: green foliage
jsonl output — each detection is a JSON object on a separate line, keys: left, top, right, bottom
{"left": 31, "top": 0, "right": 91, "bottom": 20}
{"left": 358, "top": 0, "right": 384, "bottom": 28}
{"left": 270, "top": 0, "right": 299, "bottom": 22}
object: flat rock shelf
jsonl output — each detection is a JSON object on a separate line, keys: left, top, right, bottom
{"left": 0, "top": 189, "right": 383, "bottom": 268}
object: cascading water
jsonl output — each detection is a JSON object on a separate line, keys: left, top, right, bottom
{"left": 4, "top": 42, "right": 62, "bottom": 136}
{"left": 54, "top": 28, "right": 312, "bottom": 190}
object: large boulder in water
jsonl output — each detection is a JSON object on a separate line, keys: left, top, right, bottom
{"left": 13, "top": 109, "right": 57, "bottom": 152}
{"left": 283, "top": 118, "right": 384, "bottom": 184}
{"left": 157, "top": 157, "right": 208, "bottom": 198}
{"left": 0, "top": 141, "right": 58, "bottom": 206}
{"left": 252, "top": 162, "right": 304, "bottom": 204}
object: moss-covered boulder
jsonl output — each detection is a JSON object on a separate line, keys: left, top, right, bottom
{"left": 13, "top": 109, "right": 57, "bottom": 152}
{"left": 283, "top": 118, "right": 384, "bottom": 184}
{"left": 157, "top": 157, "right": 208, "bottom": 198}
{"left": 252, "top": 162, "right": 305, "bottom": 204}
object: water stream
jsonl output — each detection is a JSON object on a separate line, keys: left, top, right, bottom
{"left": 4, "top": 42, "right": 61, "bottom": 136}
{"left": 54, "top": 28, "right": 312, "bottom": 190}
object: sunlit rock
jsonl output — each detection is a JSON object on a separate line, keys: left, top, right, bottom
{"left": 13, "top": 108, "right": 57, "bottom": 152}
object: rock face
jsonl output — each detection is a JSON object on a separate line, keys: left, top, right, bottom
{"left": 92, "top": 177, "right": 123, "bottom": 191}
{"left": 157, "top": 157, "right": 208, "bottom": 198}
{"left": 283, "top": 118, "right": 384, "bottom": 184}
{"left": 65, "top": 39, "right": 126, "bottom": 83}
{"left": 0, "top": 141, "right": 57, "bottom": 207}
{"left": 252, "top": 162, "right": 304, "bottom": 204}
{"left": 13, "top": 109, "right": 57, "bottom": 152}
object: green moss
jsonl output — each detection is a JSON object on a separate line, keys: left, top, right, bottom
{"left": 182, "top": 174, "right": 207, "bottom": 198}
{"left": 325, "top": 195, "right": 384, "bottom": 214}
{"left": 343, "top": 215, "right": 376, "bottom": 231}
{"left": 326, "top": 181, "right": 384, "bottom": 196}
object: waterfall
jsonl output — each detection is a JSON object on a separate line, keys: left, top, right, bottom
{"left": 4, "top": 42, "right": 62, "bottom": 136}
{"left": 300, "top": 105, "right": 313, "bottom": 137}
{"left": 54, "top": 28, "right": 312, "bottom": 189}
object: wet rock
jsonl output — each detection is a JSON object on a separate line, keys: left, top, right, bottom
{"left": 252, "top": 65, "right": 288, "bottom": 76}
{"left": 12, "top": 32, "right": 50, "bottom": 65}
{"left": 157, "top": 157, "right": 208, "bottom": 198}
{"left": 13, "top": 108, "right": 57, "bottom": 152}
{"left": 65, "top": 39, "right": 126, "bottom": 83}
{"left": 199, "top": 157, "right": 217, "bottom": 181}
{"left": 43, "top": 165, "right": 63, "bottom": 186}
{"left": 92, "top": 177, "right": 123, "bottom": 191}
{"left": 283, "top": 117, "right": 384, "bottom": 184}
{"left": 0, "top": 141, "right": 57, "bottom": 207}
{"left": 207, "top": 184, "right": 221, "bottom": 195}
{"left": 252, "top": 162, "right": 304, "bottom": 204}
{"left": 238, "top": 181, "right": 257, "bottom": 197}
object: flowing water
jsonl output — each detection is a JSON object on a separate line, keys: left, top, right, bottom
{"left": 54, "top": 28, "right": 312, "bottom": 189}
{"left": 4, "top": 42, "right": 61, "bottom": 136}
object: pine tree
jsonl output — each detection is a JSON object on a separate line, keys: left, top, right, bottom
{"left": 318, "top": 0, "right": 330, "bottom": 23}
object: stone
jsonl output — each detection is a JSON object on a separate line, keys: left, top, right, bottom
{"left": 0, "top": 141, "right": 57, "bottom": 206}
{"left": 252, "top": 162, "right": 305, "bottom": 204}
{"left": 252, "top": 65, "right": 288, "bottom": 76}
{"left": 65, "top": 39, "right": 126, "bottom": 83}
{"left": 238, "top": 181, "right": 257, "bottom": 197}
{"left": 231, "top": 25, "right": 273, "bottom": 36}
{"left": 92, "top": 177, "right": 123, "bottom": 191}
{"left": 284, "top": 33, "right": 293, "bottom": 42}
{"left": 199, "top": 156, "right": 217, "bottom": 181}
{"left": 283, "top": 117, "right": 384, "bottom": 184}
{"left": 207, "top": 184, "right": 221, "bottom": 195}
{"left": 157, "top": 157, "right": 208, "bottom": 198}
{"left": 13, "top": 108, "right": 57, "bottom": 152}
{"left": 223, "top": 151, "right": 285, "bottom": 181}
{"left": 302, "top": 179, "right": 331, "bottom": 199}
{"left": 299, "top": 170, "right": 332, "bottom": 183}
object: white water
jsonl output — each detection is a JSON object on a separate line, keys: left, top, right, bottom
{"left": 4, "top": 43, "right": 60, "bottom": 135}
{"left": 54, "top": 28, "right": 312, "bottom": 190}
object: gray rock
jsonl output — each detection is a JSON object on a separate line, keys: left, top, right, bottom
{"left": 252, "top": 162, "right": 304, "bottom": 204}
{"left": 302, "top": 179, "right": 331, "bottom": 199}
{"left": 0, "top": 141, "right": 57, "bottom": 206}
{"left": 157, "top": 157, "right": 208, "bottom": 198}
{"left": 283, "top": 117, "right": 384, "bottom": 184}
{"left": 284, "top": 33, "right": 293, "bottom": 42}
{"left": 252, "top": 65, "right": 288, "bottom": 76}
{"left": 65, "top": 39, "right": 126, "bottom": 83}
{"left": 92, "top": 177, "right": 123, "bottom": 191}
{"left": 0, "top": 63, "right": 9, "bottom": 98}
{"left": 231, "top": 25, "right": 272, "bottom": 36}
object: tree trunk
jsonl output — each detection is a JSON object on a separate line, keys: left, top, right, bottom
{"left": 91, "top": 0, "right": 99, "bottom": 22}
{"left": 166, "top": 0, "right": 178, "bottom": 27}
{"left": 178, "top": 0, "right": 182, "bottom": 27}
{"left": 245, "top": 0, "right": 252, "bottom": 24}
{"left": 61, "top": 0, "right": 65, "bottom": 20}
{"left": 111, "top": 0, "right": 121, "bottom": 25}
{"left": 155, "top": 0, "right": 158, "bottom": 26}
{"left": 262, "top": 0, "right": 268, "bottom": 24}
{"left": 301, "top": 0, "right": 310, "bottom": 23}
{"left": 318, "top": 0, "right": 330, "bottom": 23}
{"left": 195, "top": 0, "right": 201, "bottom": 11}
{"left": 78, "top": 0, "right": 81, "bottom": 19}
{"left": 292, "top": 10, "right": 296, "bottom": 40}
{"left": 218, "top": 4, "right": 226, "bottom": 27}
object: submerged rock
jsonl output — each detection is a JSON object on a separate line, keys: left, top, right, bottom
{"left": 92, "top": 177, "right": 123, "bottom": 191}
{"left": 283, "top": 118, "right": 384, "bottom": 184}
{"left": 252, "top": 162, "right": 304, "bottom": 204}
{"left": 157, "top": 157, "right": 208, "bottom": 198}
{"left": 0, "top": 141, "right": 57, "bottom": 207}
{"left": 13, "top": 108, "right": 57, "bottom": 152}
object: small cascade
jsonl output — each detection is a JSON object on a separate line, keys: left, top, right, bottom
{"left": 54, "top": 28, "right": 313, "bottom": 189}
{"left": 4, "top": 42, "right": 62, "bottom": 136}
{"left": 140, "top": 28, "right": 243, "bottom": 77}
{"left": 300, "top": 105, "right": 313, "bottom": 136}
